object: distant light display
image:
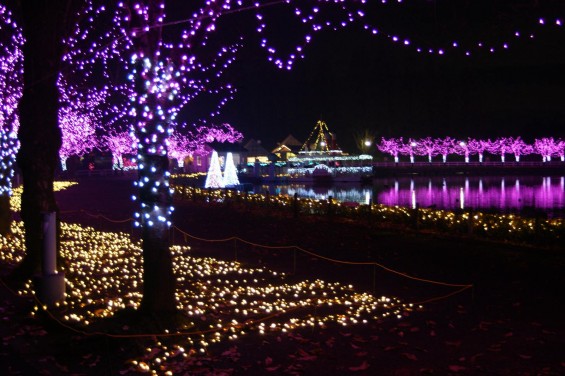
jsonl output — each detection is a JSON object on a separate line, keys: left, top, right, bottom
{"left": 288, "top": 165, "right": 373, "bottom": 177}
{"left": 379, "top": 137, "right": 564, "bottom": 163}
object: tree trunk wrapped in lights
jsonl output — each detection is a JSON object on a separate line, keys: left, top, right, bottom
{"left": 0, "top": 6, "right": 23, "bottom": 236}
{"left": 130, "top": 2, "right": 177, "bottom": 313}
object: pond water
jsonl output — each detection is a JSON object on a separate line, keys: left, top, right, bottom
{"left": 253, "top": 175, "right": 565, "bottom": 218}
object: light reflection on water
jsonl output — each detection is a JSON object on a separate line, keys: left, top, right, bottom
{"left": 256, "top": 176, "right": 565, "bottom": 218}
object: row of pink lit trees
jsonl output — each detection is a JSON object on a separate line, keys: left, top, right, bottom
{"left": 377, "top": 137, "right": 565, "bottom": 163}
{"left": 58, "top": 123, "right": 242, "bottom": 171}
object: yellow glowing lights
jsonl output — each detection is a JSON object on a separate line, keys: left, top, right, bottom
{"left": 2, "top": 180, "right": 416, "bottom": 374}
{"left": 9, "top": 181, "right": 78, "bottom": 212}
{"left": 172, "top": 183, "right": 564, "bottom": 244}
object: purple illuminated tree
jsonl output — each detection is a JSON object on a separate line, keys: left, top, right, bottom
{"left": 58, "top": 90, "right": 99, "bottom": 171}
{"left": 187, "top": 122, "right": 244, "bottom": 157}
{"left": 167, "top": 131, "right": 191, "bottom": 169}
{"left": 0, "top": 6, "right": 23, "bottom": 234}
{"left": 377, "top": 137, "right": 403, "bottom": 163}
{"left": 453, "top": 139, "right": 474, "bottom": 163}
{"left": 58, "top": 67, "right": 131, "bottom": 172}
{"left": 170, "top": 123, "right": 243, "bottom": 170}
{"left": 399, "top": 138, "right": 418, "bottom": 163}
{"left": 556, "top": 139, "right": 565, "bottom": 162}
{"left": 436, "top": 137, "right": 457, "bottom": 163}
{"left": 466, "top": 138, "right": 490, "bottom": 163}
{"left": 201, "top": 123, "right": 244, "bottom": 144}
{"left": 508, "top": 137, "right": 533, "bottom": 162}
{"left": 103, "top": 131, "right": 137, "bottom": 170}
{"left": 534, "top": 137, "right": 560, "bottom": 162}
{"left": 487, "top": 137, "right": 514, "bottom": 163}
{"left": 414, "top": 137, "right": 439, "bottom": 163}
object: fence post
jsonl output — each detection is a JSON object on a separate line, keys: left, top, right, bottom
{"left": 467, "top": 209, "right": 474, "bottom": 235}
{"left": 413, "top": 204, "right": 420, "bottom": 231}
{"left": 372, "top": 265, "right": 376, "bottom": 294}
{"left": 293, "top": 193, "right": 299, "bottom": 219}
{"left": 234, "top": 238, "right": 238, "bottom": 261}
{"left": 327, "top": 196, "right": 334, "bottom": 219}
{"left": 293, "top": 248, "right": 297, "bottom": 275}
{"left": 367, "top": 199, "right": 373, "bottom": 225}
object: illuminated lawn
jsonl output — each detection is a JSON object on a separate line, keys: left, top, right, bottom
{"left": 1, "top": 183, "right": 416, "bottom": 374}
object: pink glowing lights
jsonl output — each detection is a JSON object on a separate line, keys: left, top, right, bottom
{"left": 378, "top": 137, "right": 564, "bottom": 163}
{"left": 103, "top": 131, "right": 137, "bottom": 170}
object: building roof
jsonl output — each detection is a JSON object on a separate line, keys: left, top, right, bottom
{"left": 244, "top": 139, "right": 270, "bottom": 156}
{"left": 272, "top": 134, "right": 303, "bottom": 154}
{"left": 280, "top": 134, "right": 302, "bottom": 147}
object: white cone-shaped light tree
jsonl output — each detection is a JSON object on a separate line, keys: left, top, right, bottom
{"left": 205, "top": 151, "right": 224, "bottom": 189}
{"left": 222, "top": 152, "right": 239, "bottom": 187}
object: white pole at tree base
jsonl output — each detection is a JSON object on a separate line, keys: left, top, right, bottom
{"left": 34, "top": 212, "right": 65, "bottom": 308}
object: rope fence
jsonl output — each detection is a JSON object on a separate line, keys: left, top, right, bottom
{"left": 171, "top": 184, "right": 565, "bottom": 247}
{"left": 57, "top": 206, "right": 474, "bottom": 302}
{"left": 2, "top": 202, "right": 479, "bottom": 341}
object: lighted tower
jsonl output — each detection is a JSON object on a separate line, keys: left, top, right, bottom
{"left": 300, "top": 120, "right": 341, "bottom": 153}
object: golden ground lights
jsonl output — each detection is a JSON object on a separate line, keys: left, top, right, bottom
{"left": 173, "top": 184, "right": 564, "bottom": 245}
{"left": 1, "top": 181, "right": 415, "bottom": 374}
{"left": 9, "top": 181, "right": 77, "bottom": 212}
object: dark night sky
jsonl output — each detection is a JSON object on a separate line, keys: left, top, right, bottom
{"left": 181, "top": 1, "right": 565, "bottom": 152}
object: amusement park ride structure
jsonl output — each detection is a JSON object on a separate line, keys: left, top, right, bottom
{"left": 287, "top": 120, "right": 373, "bottom": 183}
